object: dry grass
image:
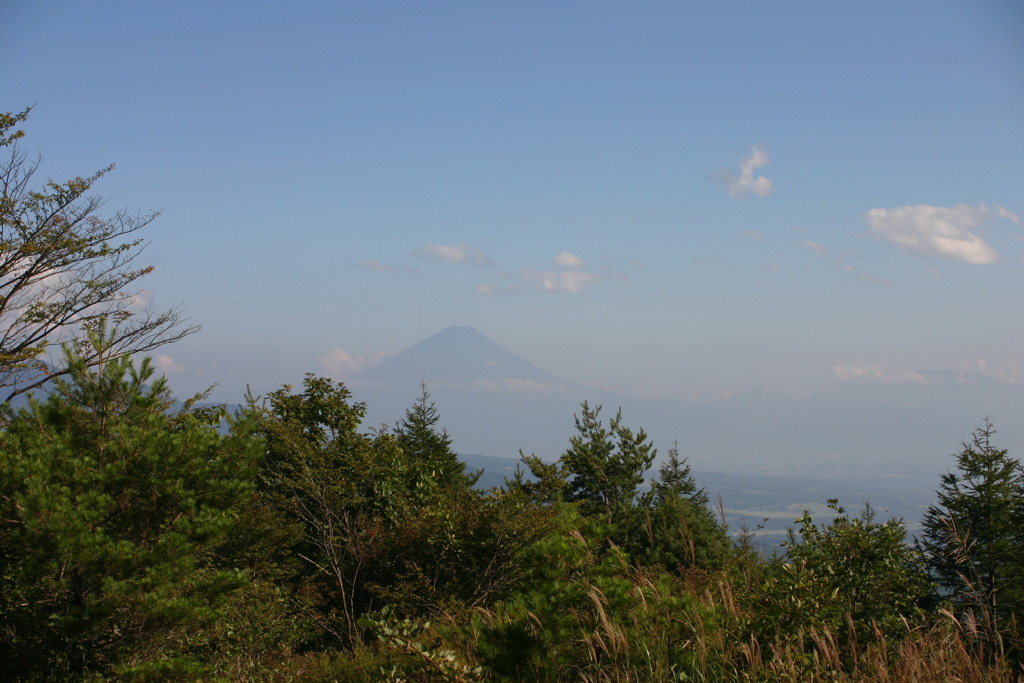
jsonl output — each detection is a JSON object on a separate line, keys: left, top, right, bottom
{"left": 565, "top": 575, "right": 1022, "bottom": 683}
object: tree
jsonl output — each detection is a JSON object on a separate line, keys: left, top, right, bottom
{"left": 0, "top": 327, "right": 266, "bottom": 678}
{"left": 635, "top": 441, "right": 732, "bottom": 571}
{"left": 561, "top": 401, "right": 656, "bottom": 524}
{"left": 921, "top": 420, "right": 1024, "bottom": 633}
{"left": 252, "top": 376, "right": 549, "bottom": 646}
{"left": 253, "top": 375, "right": 423, "bottom": 646}
{"left": 0, "top": 108, "right": 197, "bottom": 404}
{"left": 511, "top": 402, "right": 655, "bottom": 538}
{"left": 394, "top": 382, "right": 471, "bottom": 489}
{"left": 752, "top": 500, "right": 932, "bottom": 651}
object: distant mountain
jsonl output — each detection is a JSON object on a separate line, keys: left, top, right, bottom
{"left": 348, "top": 326, "right": 1024, "bottom": 486}
{"left": 356, "top": 325, "right": 572, "bottom": 388}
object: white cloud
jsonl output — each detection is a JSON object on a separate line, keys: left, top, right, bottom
{"left": 415, "top": 243, "right": 493, "bottom": 266}
{"left": 865, "top": 203, "right": 1020, "bottom": 264}
{"left": 473, "top": 378, "right": 570, "bottom": 393}
{"left": 318, "top": 348, "right": 392, "bottom": 378}
{"left": 319, "top": 348, "right": 362, "bottom": 377}
{"left": 153, "top": 353, "right": 185, "bottom": 375}
{"left": 431, "top": 378, "right": 570, "bottom": 393}
{"left": 718, "top": 145, "right": 773, "bottom": 199}
{"left": 831, "top": 364, "right": 932, "bottom": 384}
{"left": 992, "top": 205, "right": 1021, "bottom": 224}
{"left": 553, "top": 251, "right": 584, "bottom": 268}
{"left": 835, "top": 359, "right": 1024, "bottom": 386}
{"left": 476, "top": 252, "right": 625, "bottom": 294}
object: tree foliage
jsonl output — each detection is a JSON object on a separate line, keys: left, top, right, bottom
{"left": 0, "top": 108, "right": 197, "bottom": 404}
{"left": 0, "top": 329, "right": 264, "bottom": 679}
{"left": 252, "top": 376, "right": 423, "bottom": 646}
{"left": 514, "top": 410, "right": 730, "bottom": 572}
{"left": 251, "top": 376, "right": 550, "bottom": 648}
{"left": 5, "top": 353, "right": 1022, "bottom": 679}
{"left": 557, "top": 401, "right": 656, "bottom": 525}
{"left": 394, "top": 382, "right": 472, "bottom": 489}
{"left": 633, "top": 441, "right": 732, "bottom": 571}
{"left": 752, "top": 500, "right": 931, "bottom": 650}
{"left": 920, "top": 420, "right": 1024, "bottom": 654}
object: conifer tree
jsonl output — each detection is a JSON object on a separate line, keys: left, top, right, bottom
{"left": 636, "top": 441, "right": 731, "bottom": 570}
{"left": 921, "top": 420, "right": 1024, "bottom": 626}
{"left": 561, "top": 402, "right": 656, "bottom": 525}
{"left": 394, "top": 382, "right": 470, "bottom": 488}
{"left": 0, "top": 326, "right": 260, "bottom": 678}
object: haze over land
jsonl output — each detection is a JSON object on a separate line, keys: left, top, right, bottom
{"left": 352, "top": 326, "right": 1024, "bottom": 468}
{"left": 3, "top": 2, "right": 1021, "bottom": 482}
{"left": 348, "top": 325, "right": 1023, "bottom": 542}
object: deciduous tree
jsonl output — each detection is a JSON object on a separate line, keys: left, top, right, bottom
{"left": 0, "top": 108, "right": 196, "bottom": 404}
{"left": 752, "top": 500, "right": 931, "bottom": 650}
{"left": 253, "top": 376, "right": 549, "bottom": 646}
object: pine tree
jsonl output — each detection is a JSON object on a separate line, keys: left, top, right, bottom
{"left": 0, "top": 326, "right": 260, "bottom": 678}
{"left": 921, "top": 420, "right": 1024, "bottom": 625}
{"left": 394, "top": 382, "right": 471, "bottom": 488}
{"left": 561, "top": 402, "right": 656, "bottom": 525}
{"left": 636, "top": 441, "right": 732, "bottom": 570}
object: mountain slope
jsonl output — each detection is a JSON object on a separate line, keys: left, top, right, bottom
{"left": 357, "top": 326, "right": 571, "bottom": 388}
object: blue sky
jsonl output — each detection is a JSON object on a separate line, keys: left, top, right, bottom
{"left": 3, "top": 1, "right": 1022, "bottom": 402}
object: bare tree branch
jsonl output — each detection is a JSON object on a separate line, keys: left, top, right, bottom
{"left": 0, "top": 108, "right": 198, "bottom": 404}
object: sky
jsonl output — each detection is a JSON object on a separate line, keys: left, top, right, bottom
{"left": 3, "top": 1, "right": 1023, "bottom": 403}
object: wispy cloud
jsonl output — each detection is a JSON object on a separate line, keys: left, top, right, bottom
{"left": 950, "top": 358, "right": 1024, "bottom": 385}
{"left": 865, "top": 203, "right": 1020, "bottom": 264}
{"left": 717, "top": 145, "right": 772, "bottom": 199}
{"left": 353, "top": 260, "right": 396, "bottom": 272}
{"left": 477, "top": 252, "right": 622, "bottom": 294}
{"left": 834, "top": 360, "right": 1024, "bottom": 386}
{"left": 801, "top": 240, "right": 826, "bottom": 255}
{"left": 415, "top": 243, "right": 494, "bottom": 266}
{"left": 520, "top": 268, "right": 599, "bottom": 293}
{"left": 798, "top": 233, "right": 895, "bottom": 286}
{"left": 689, "top": 253, "right": 781, "bottom": 273}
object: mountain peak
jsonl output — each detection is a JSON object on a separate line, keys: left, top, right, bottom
{"left": 357, "top": 327, "right": 569, "bottom": 388}
{"left": 434, "top": 325, "right": 491, "bottom": 340}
